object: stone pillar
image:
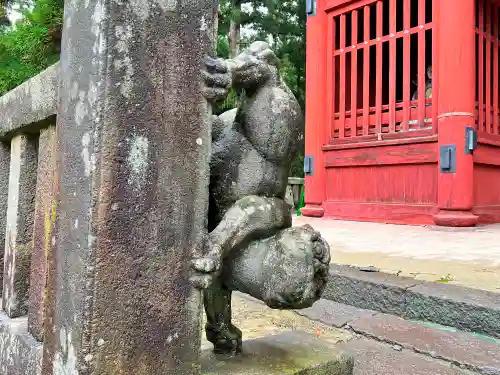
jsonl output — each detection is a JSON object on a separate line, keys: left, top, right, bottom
{"left": 0, "top": 142, "right": 10, "bottom": 296}
{"left": 42, "top": 1, "right": 216, "bottom": 374}
{"left": 29, "top": 125, "right": 56, "bottom": 341}
{"left": 3, "top": 135, "right": 38, "bottom": 318}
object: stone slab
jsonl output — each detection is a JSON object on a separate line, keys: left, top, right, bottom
{"left": 295, "top": 299, "right": 376, "bottom": 328}
{"left": 293, "top": 216, "right": 500, "bottom": 293}
{"left": 323, "top": 264, "right": 500, "bottom": 339}
{"left": 0, "top": 311, "right": 42, "bottom": 375}
{"left": 288, "top": 177, "right": 304, "bottom": 185}
{"left": 406, "top": 282, "right": 500, "bottom": 338}
{"left": 339, "top": 338, "right": 475, "bottom": 375}
{"left": 330, "top": 265, "right": 421, "bottom": 289}
{"left": 201, "top": 331, "right": 354, "bottom": 375}
{"left": 325, "top": 265, "right": 421, "bottom": 317}
{"left": 351, "top": 313, "right": 500, "bottom": 374}
{"left": 409, "top": 281, "right": 500, "bottom": 310}
{"left": 0, "top": 63, "right": 58, "bottom": 138}
{"left": 202, "top": 292, "right": 353, "bottom": 350}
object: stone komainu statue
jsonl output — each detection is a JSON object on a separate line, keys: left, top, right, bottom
{"left": 192, "top": 41, "right": 331, "bottom": 354}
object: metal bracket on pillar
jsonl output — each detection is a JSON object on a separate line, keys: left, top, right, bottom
{"left": 440, "top": 145, "right": 456, "bottom": 173}
{"left": 465, "top": 126, "right": 478, "bottom": 155}
{"left": 306, "top": 0, "right": 316, "bottom": 16}
{"left": 304, "top": 155, "right": 314, "bottom": 176}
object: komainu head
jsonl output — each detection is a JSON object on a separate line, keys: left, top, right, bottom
{"left": 228, "top": 41, "right": 280, "bottom": 88}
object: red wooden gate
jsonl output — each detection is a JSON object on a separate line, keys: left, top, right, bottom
{"left": 303, "top": 0, "right": 500, "bottom": 226}
{"left": 328, "top": 0, "right": 436, "bottom": 141}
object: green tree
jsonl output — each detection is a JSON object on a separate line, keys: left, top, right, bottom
{"left": 217, "top": 0, "right": 306, "bottom": 176}
{"left": 251, "top": 0, "right": 306, "bottom": 109}
{"left": 0, "top": 9, "right": 9, "bottom": 26}
{"left": 218, "top": 0, "right": 306, "bottom": 108}
{"left": 1, "top": 0, "right": 306, "bottom": 176}
{"left": 0, "top": 0, "right": 63, "bottom": 95}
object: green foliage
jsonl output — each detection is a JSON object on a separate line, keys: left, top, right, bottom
{"left": 0, "top": 7, "right": 10, "bottom": 26}
{"left": 25, "top": 0, "right": 63, "bottom": 28}
{"left": 217, "top": 0, "right": 306, "bottom": 176}
{"left": 1, "top": 0, "right": 307, "bottom": 175}
{"left": 218, "top": 0, "right": 306, "bottom": 111}
{"left": 290, "top": 152, "right": 304, "bottom": 178}
{"left": 0, "top": 0, "right": 63, "bottom": 95}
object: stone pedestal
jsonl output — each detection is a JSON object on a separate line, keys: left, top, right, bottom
{"left": 201, "top": 331, "right": 354, "bottom": 375}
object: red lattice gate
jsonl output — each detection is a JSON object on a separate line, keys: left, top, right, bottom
{"left": 303, "top": 0, "right": 500, "bottom": 227}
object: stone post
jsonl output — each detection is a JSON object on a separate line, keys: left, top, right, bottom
{"left": 0, "top": 142, "right": 10, "bottom": 297}
{"left": 29, "top": 125, "right": 56, "bottom": 341}
{"left": 3, "top": 135, "right": 37, "bottom": 318}
{"left": 42, "top": 1, "right": 217, "bottom": 374}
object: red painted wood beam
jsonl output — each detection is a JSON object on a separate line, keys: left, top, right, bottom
{"left": 434, "top": 0, "right": 478, "bottom": 227}
{"left": 303, "top": 0, "right": 328, "bottom": 217}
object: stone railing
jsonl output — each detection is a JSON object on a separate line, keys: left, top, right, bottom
{"left": 0, "top": 61, "right": 312, "bottom": 374}
{"left": 285, "top": 177, "right": 304, "bottom": 211}
{"left": 0, "top": 1, "right": 217, "bottom": 373}
{"left": 0, "top": 63, "right": 59, "bottom": 374}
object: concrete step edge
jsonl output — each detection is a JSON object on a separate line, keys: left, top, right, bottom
{"left": 296, "top": 299, "right": 500, "bottom": 375}
{"left": 323, "top": 264, "right": 500, "bottom": 339}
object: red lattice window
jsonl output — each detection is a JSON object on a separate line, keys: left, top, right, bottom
{"left": 327, "top": 0, "right": 436, "bottom": 142}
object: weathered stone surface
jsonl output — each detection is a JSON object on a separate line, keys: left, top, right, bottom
{"left": 350, "top": 313, "right": 500, "bottom": 374}
{"left": 288, "top": 177, "right": 304, "bottom": 209}
{"left": 201, "top": 331, "right": 354, "bottom": 375}
{"left": 288, "top": 177, "right": 305, "bottom": 185}
{"left": 200, "top": 196, "right": 330, "bottom": 354}
{"left": 219, "top": 292, "right": 354, "bottom": 347}
{"left": 324, "top": 265, "right": 421, "bottom": 317}
{"left": 194, "top": 41, "right": 331, "bottom": 355}
{"left": 42, "top": 1, "right": 217, "bottom": 374}
{"left": 3, "top": 135, "right": 38, "bottom": 318}
{"left": 295, "top": 299, "right": 376, "bottom": 328}
{"left": 0, "top": 142, "right": 10, "bottom": 295}
{"left": 0, "top": 64, "right": 58, "bottom": 138}
{"left": 202, "top": 195, "right": 330, "bottom": 310}
{"left": 406, "top": 282, "right": 500, "bottom": 339}
{"left": 0, "top": 311, "right": 42, "bottom": 375}
{"left": 28, "top": 126, "right": 56, "bottom": 341}
{"left": 323, "top": 265, "right": 500, "bottom": 339}
{"left": 339, "top": 338, "right": 475, "bottom": 375}
{"left": 207, "top": 41, "right": 303, "bottom": 228}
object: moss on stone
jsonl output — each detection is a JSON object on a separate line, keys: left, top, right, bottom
{"left": 201, "top": 331, "right": 353, "bottom": 375}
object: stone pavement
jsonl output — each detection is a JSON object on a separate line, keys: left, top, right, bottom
{"left": 212, "top": 293, "right": 498, "bottom": 375}
{"left": 201, "top": 293, "right": 353, "bottom": 351}
{"left": 324, "top": 264, "right": 500, "bottom": 339}
{"left": 298, "top": 298, "right": 500, "bottom": 375}
{"left": 294, "top": 216, "right": 500, "bottom": 292}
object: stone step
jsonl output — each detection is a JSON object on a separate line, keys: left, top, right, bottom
{"left": 201, "top": 331, "right": 354, "bottom": 375}
{"left": 350, "top": 313, "right": 500, "bottom": 375}
{"left": 339, "top": 339, "right": 476, "bottom": 375}
{"left": 323, "top": 264, "right": 500, "bottom": 339}
{"left": 297, "top": 299, "right": 500, "bottom": 375}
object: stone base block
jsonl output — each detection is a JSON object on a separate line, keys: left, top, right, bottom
{"left": 300, "top": 205, "right": 325, "bottom": 218}
{"left": 433, "top": 210, "right": 479, "bottom": 227}
{"left": 201, "top": 331, "right": 354, "bottom": 375}
{"left": 0, "top": 311, "right": 42, "bottom": 375}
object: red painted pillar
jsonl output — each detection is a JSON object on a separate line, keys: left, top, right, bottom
{"left": 433, "top": 0, "right": 478, "bottom": 227}
{"left": 302, "top": 0, "right": 328, "bottom": 218}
